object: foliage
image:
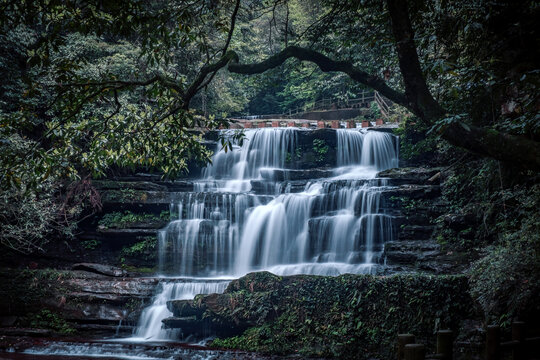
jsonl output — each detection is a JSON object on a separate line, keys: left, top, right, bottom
{"left": 0, "top": 177, "right": 59, "bottom": 254}
{"left": 28, "top": 309, "right": 76, "bottom": 335}
{"left": 0, "top": 0, "right": 241, "bottom": 193}
{"left": 469, "top": 184, "right": 540, "bottom": 325}
{"left": 81, "top": 239, "right": 100, "bottom": 250}
{"left": 98, "top": 211, "right": 167, "bottom": 230}
{"left": 120, "top": 237, "right": 157, "bottom": 261}
{"left": 312, "top": 139, "right": 329, "bottom": 163}
{"left": 0, "top": 269, "right": 74, "bottom": 318}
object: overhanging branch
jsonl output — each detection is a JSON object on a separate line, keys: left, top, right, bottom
{"left": 228, "top": 46, "right": 410, "bottom": 111}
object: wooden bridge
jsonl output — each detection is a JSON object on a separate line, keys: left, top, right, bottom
{"left": 228, "top": 90, "right": 395, "bottom": 129}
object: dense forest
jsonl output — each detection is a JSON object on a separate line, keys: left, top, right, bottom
{"left": 0, "top": 0, "right": 539, "bottom": 359}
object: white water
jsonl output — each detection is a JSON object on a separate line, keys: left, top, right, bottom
{"left": 130, "top": 281, "right": 229, "bottom": 341}
{"left": 20, "top": 341, "right": 242, "bottom": 359}
{"left": 131, "top": 128, "right": 399, "bottom": 341}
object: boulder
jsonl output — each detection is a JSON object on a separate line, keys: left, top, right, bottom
{"left": 72, "top": 263, "right": 127, "bottom": 277}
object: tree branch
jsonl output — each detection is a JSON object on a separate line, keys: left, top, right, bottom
{"left": 182, "top": 51, "right": 239, "bottom": 109}
{"left": 228, "top": 45, "right": 409, "bottom": 110}
{"left": 386, "top": 0, "right": 445, "bottom": 120}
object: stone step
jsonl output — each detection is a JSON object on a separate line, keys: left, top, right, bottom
{"left": 397, "top": 225, "right": 436, "bottom": 240}
{"left": 384, "top": 240, "right": 441, "bottom": 265}
{"left": 377, "top": 167, "right": 443, "bottom": 185}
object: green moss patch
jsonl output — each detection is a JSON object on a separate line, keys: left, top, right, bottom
{"left": 208, "top": 272, "right": 473, "bottom": 359}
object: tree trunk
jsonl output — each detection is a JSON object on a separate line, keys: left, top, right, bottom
{"left": 222, "top": 1, "right": 540, "bottom": 171}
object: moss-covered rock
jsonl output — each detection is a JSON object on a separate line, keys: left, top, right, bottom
{"left": 165, "top": 272, "right": 474, "bottom": 359}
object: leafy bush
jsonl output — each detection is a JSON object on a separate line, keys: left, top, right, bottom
{"left": 469, "top": 184, "right": 540, "bottom": 325}
{"left": 29, "top": 309, "right": 76, "bottom": 335}
{"left": 0, "top": 146, "right": 60, "bottom": 254}
{"left": 312, "top": 139, "right": 329, "bottom": 163}
{"left": 120, "top": 237, "right": 157, "bottom": 260}
{"left": 98, "top": 211, "right": 167, "bottom": 229}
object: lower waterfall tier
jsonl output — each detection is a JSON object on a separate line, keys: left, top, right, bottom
{"left": 158, "top": 178, "right": 394, "bottom": 277}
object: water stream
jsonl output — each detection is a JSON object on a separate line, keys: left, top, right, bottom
{"left": 131, "top": 128, "right": 399, "bottom": 341}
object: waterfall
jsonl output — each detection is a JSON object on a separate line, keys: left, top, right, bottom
{"left": 131, "top": 280, "right": 229, "bottom": 341}
{"left": 131, "top": 128, "right": 399, "bottom": 341}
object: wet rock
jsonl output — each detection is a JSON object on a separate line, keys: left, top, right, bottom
{"left": 225, "top": 271, "right": 282, "bottom": 293}
{"left": 72, "top": 263, "right": 127, "bottom": 277}
{"left": 93, "top": 181, "right": 168, "bottom": 191}
{"left": 100, "top": 190, "right": 172, "bottom": 205}
{"left": 377, "top": 167, "right": 443, "bottom": 185}
{"left": 259, "top": 168, "right": 334, "bottom": 181}
{"left": 0, "top": 316, "right": 17, "bottom": 327}
{"left": 156, "top": 180, "right": 195, "bottom": 192}
{"left": 250, "top": 180, "right": 308, "bottom": 194}
{"left": 162, "top": 315, "right": 198, "bottom": 329}
{"left": 162, "top": 315, "right": 246, "bottom": 337}
{"left": 0, "top": 328, "right": 52, "bottom": 337}
{"left": 380, "top": 184, "right": 441, "bottom": 200}
{"left": 67, "top": 276, "right": 158, "bottom": 296}
{"left": 398, "top": 225, "right": 436, "bottom": 241}
{"left": 442, "top": 213, "right": 476, "bottom": 231}
{"left": 167, "top": 300, "right": 204, "bottom": 318}
{"left": 384, "top": 240, "right": 442, "bottom": 266}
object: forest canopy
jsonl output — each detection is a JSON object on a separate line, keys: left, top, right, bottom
{"left": 0, "top": 0, "right": 538, "bottom": 253}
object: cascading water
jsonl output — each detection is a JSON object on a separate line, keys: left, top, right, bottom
{"left": 131, "top": 127, "right": 399, "bottom": 341}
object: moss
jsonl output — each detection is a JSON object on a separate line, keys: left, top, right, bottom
{"left": 98, "top": 210, "right": 168, "bottom": 229}
{"left": 25, "top": 309, "right": 76, "bottom": 335}
{"left": 120, "top": 236, "right": 157, "bottom": 260}
{"left": 0, "top": 269, "right": 77, "bottom": 320}
{"left": 81, "top": 238, "right": 101, "bottom": 250}
{"left": 122, "top": 265, "right": 157, "bottom": 274}
{"left": 100, "top": 189, "right": 150, "bottom": 203}
{"left": 209, "top": 273, "right": 472, "bottom": 359}
{"left": 312, "top": 139, "right": 329, "bottom": 163}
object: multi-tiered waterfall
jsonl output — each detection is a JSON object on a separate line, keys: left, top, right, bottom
{"left": 131, "top": 128, "right": 399, "bottom": 341}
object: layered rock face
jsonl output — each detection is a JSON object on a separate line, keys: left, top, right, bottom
{"left": 0, "top": 268, "right": 157, "bottom": 336}
{"left": 0, "top": 127, "right": 475, "bottom": 347}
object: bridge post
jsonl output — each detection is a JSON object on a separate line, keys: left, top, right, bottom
{"left": 272, "top": 121, "right": 280, "bottom": 127}
{"left": 346, "top": 120, "right": 355, "bottom": 128}
{"left": 331, "top": 120, "right": 339, "bottom": 129}
{"left": 362, "top": 120, "right": 369, "bottom": 128}
{"left": 436, "top": 330, "right": 453, "bottom": 360}
{"left": 244, "top": 122, "right": 253, "bottom": 128}
{"left": 258, "top": 122, "right": 266, "bottom": 128}
{"left": 486, "top": 325, "right": 500, "bottom": 360}
{"left": 376, "top": 118, "right": 384, "bottom": 126}
{"left": 404, "top": 344, "right": 425, "bottom": 360}
{"left": 398, "top": 334, "right": 416, "bottom": 359}
{"left": 512, "top": 321, "right": 525, "bottom": 360}
{"left": 317, "top": 121, "right": 325, "bottom": 129}
{"left": 302, "top": 122, "right": 310, "bottom": 128}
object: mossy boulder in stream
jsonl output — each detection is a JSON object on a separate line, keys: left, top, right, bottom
{"left": 165, "top": 272, "right": 473, "bottom": 359}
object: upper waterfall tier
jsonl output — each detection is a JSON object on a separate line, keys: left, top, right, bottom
{"left": 198, "top": 128, "right": 398, "bottom": 191}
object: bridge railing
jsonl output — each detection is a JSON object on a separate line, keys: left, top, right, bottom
{"left": 284, "top": 90, "right": 375, "bottom": 117}
{"left": 231, "top": 90, "right": 384, "bottom": 121}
